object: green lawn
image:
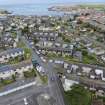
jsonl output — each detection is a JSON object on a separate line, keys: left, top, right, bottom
{"left": 64, "top": 55, "right": 79, "bottom": 63}
{"left": 23, "top": 69, "right": 36, "bottom": 78}
{"left": 0, "top": 79, "right": 15, "bottom": 86}
{"left": 79, "top": 4, "right": 105, "bottom": 10}
{"left": 36, "top": 71, "right": 48, "bottom": 84}
{"left": 24, "top": 48, "right": 32, "bottom": 59}
{"left": 17, "top": 40, "right": 32, "bottom": 60}
{"left": 17, "top": 41, "right": 26, "bottom": 48}
{"left": 82, "top": 54, "right": 97, "bottom": 64}
{"left": 8, "top": 56, "right": 21, "bottom": 64}
{"left": 11, "top": 32, "right": 17, "bottom": 38}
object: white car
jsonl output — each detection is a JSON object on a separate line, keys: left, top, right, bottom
{"left": 24, "top": 98, "right": 28, "bottom": 105}
{"left": 49, "top": 59, "right": 53, "bottom": 63}
{"left": 36, "top": 66, "right": 45, "bottom": 73}
{"left": 36, "top": 50, "right": 40, "bottom": 55}
{"left": 40, "top": 57, "right": 46, "bottom": 62}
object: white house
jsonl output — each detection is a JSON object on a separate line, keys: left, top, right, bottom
{"left": 82, "top": 67, "right": 92, "bottom": 74}
{"left": 63, "top": 79, "right": 79, "bottom": 91}
{"left": 95, "top": 69, "right": 105, "bottom": 81}
{"left": 94, "top": 47, "right": 105, "bottom": 55}
{"left": 101, "top": 55, "right": 105, "bottom": 62}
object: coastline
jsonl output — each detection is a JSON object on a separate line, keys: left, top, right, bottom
{"left": 48, "top": 3, "right": 105, "bottom": 13}
{"left": 0, "top": 9, "right": 11, "bottom": 16}
{"left": 0, "top": 3, "right": 104, "bottom": 16}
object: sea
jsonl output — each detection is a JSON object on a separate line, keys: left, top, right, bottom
{"left": 0, "top": 3, "right": 65, "bottom": 16}
{"left": 0, "top": 2, "right": 104, "bottom": 16}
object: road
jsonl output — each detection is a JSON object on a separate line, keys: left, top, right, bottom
{"left": 0, "top": 83, "right": 48, "bottom": 105}
{"left": 22, "top": 36, "right": 66, "bottom": 105}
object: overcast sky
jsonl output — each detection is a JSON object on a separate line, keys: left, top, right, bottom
{"left": 0, "top": 0, "right": 104, "bottom": 5}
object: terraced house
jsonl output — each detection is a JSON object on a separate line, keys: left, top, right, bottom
{"left": 29, "top": 31, "right": 58, "bottom": 41}
{"left": 36, "top": 46, "right": 73, "bottom": 56}
{"left": 0, "top": 33, "right": 19, "bottom": 48}
{"left": 0, "top": 60, "right": 33, "bottom": 79}
{"left": 0, "top": 48, "right": 24, "bottom": 63}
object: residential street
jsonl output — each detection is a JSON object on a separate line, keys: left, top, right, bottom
{"left": 22, "top": 36, "right": 66, "bottom": 105}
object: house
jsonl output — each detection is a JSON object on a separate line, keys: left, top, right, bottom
{"left": 87, "top": 47, "right": 94, "bottom": 54}
{"left": 101, "top": 54, "right": 105, "bottom": 62}
{"left": 64, "top": 63, "right": 69, "bottom": 69}
{"left": 63, "top": 79, "right": 79, "bottom": 91}
{"left": 95, "top": 69, "right": 105, "bottom": 81}
{"left": 36, "top": 41, "right": 53, "bottom": 48}
{"left": 82, "top": 67, "right": 92, "bottom": 76}
{"left": 71, "top": 64, "right": 79, "bottom": 72}
{"left": 0, "top": 48, "right": 24, "bottom": 63}
{"left": 0, "top": 60, "right": 33, "bottom": 79}
{"left": 66, "top": 64, "right": 79, "bottom": 74}
{"left": 37, "top": 46, "right": 73, "bottom": 56}
{"left": 0, "top": 33, "right": 19, "bottom": 48}
{"left": 39, "top": 26, "right": 54, "bottom": 31}
{"left": 29, "top": 31, "right": 58, "bottom": 41}
{"left": 54, "top": 60, "right": 64, "bottom": 65}
{"left": 96, "top": 90, "right": 105, "bottom": 97}
{"left": 93, "top": 47, "right": 105, "bottom": 56}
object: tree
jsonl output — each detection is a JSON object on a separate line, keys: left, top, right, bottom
{"left": 65, "top": 84, "right": 91, "bottom": 105}
{"left": 12, "top": 74, "right": 16, "bottom": 81}
{"left": 82, "top": 50, "right": 88, "bottom": 56}
{"left": 0, "top": 78, "right": 4, "bottom": 84}
{"left": 33, "top": 37, "right": 38, "bottom": 44}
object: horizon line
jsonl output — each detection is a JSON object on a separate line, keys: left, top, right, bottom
{"left": 0, "top": 2, "right": 105, "bottom": 6}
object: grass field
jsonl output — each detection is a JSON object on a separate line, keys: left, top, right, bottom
{"left": 79, "top": 4, "right": 105, "bottom": 10}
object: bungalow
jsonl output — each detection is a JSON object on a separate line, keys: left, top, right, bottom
{"left": 0, "top": 48, "right": 24, "bottom": 63}
{"left": 0, "top": 60, "right": 33, "bottom": 79}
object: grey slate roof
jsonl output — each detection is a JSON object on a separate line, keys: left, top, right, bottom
{"left": 0, "top": 48, "right": 24, "bottom": 57}
{"left": 0, "top": 60, "right": 32, "bottom": 73}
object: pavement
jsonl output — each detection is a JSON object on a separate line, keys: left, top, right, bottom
{"left": 0, "top": 78, "right": 35, "bottom": 92}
